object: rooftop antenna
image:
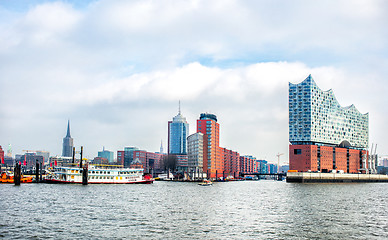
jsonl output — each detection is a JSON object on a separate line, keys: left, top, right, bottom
{"left": 178, "top": 100, "right": 181, "bottom": 114}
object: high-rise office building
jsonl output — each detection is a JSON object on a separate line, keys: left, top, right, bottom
{"left": 168, "top": 106, "right": 189, "bottom": 155}
{"left": 21, "top": 153, "right": 44, "bottom": 170}
{"left": 187, "top": 132, "right": 204, "bottom": 178}
{"left": 188, "top": 132, "right": 204, "bottom": 169}
{"left": 123, "top": 146, "right": 139, "bottom": 167}
{"left": 62, "top": 120, "right": 74, "bottom": 157}
{"left": 289, "top": 75, "right": 369, "bottom": 173}
{"left": 36, "top": 151, "right": 50, "bottom": 165}
{"left": 98, "top": 147, "right": 114, "bottom": 163}
{"left": 197, "top": 113, "right": 222, "bottom": 178}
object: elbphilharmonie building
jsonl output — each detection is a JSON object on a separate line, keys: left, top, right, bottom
{"left": 289, "top": 75, "right": 370, "bottom": 173}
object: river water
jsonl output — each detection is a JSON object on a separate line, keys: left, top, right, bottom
{"left": 1, "top": 181, "right": 387, "bottom": 239}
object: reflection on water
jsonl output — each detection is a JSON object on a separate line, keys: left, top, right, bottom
{"left": 1, "top": 181, "right": 387, "bottom": 239}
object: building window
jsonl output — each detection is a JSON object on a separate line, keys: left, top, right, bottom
{"left": 294, "top": 149, "right": 302, "bottom": 155}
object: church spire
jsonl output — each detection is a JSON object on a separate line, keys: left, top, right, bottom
{"left": 66, "top": 120, "right": 71, "bottom": 138}
{"left": 62, "top": 119, "right": 74, "bottom": 157}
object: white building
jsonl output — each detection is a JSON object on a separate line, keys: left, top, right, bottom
{"left": 187, "top": 132, "right": 204, "bottom": 179}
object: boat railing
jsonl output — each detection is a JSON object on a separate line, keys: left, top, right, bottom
{"left": 89, "top": 164, "right": 125, "bottom": 169}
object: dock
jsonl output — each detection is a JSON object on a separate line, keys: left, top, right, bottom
{"left": 287, "top": 172, "right": 388, "bottom": 183}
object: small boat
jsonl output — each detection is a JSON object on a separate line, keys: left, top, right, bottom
{"left": 0, "top": 171, "right": 33, "bottom": 184}
{"left": 198, "top": 179, "right": 213, "bottom": 186}
{"left": 44, "top": 165, "right": 154, "bottom": 184}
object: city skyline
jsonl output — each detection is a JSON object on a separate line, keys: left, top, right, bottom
{"left": 1, "top": 1, "right": 387, "bottom": 162}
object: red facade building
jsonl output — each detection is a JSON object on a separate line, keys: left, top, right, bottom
{"left": 132, "top": 150, "right": 164, "bottom": 173}
{"left": 240, "top": 156, "right": 254, "bottom": 174}
{"left": 290, "top": 145, "right": 367, "bottom": 173}
{"left": 289, "top": 145, "right": 318, "bottom": 172}
{"left": 117, "top": 151, "right": 124, "bottom": 166}
{"left": 221, "top": 147, "right": 240, "bottom": 177}
{"left": 197, "top": 113, "right": 222, "bottom": 178}
{"left": 0, "top": 145, "right": 4, "bottom": 164}
{"left": 319, "top": 146, "right": 333, "bottom": 171}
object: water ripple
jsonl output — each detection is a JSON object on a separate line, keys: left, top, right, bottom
{"left": 1, "top": 181, "right": 388, "bottom": 239}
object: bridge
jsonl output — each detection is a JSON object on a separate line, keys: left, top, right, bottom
{"left": 239, "top": 172, "right": 286, "bottom": 181}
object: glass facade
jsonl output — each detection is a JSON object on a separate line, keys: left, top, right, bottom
{"left": 124, "top": 146, "right": 139, "bottom": 167}
{"left": 187, "top": 132, "right": 204, "bottom": 168}
{"left": 289, "top": 75, "right": 369, "bottom": 149}
{"left": 168, "top": 112, "right": 189, "bottom": 155}
{"left": 98, "top": 149, "right": 114, "bottom": 162}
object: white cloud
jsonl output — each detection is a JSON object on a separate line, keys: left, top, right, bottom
{"left": 1, "top": 0, "right": 387, "bottom": 160}
{"left": 63, "top": 61, "right": 343, "bottom": 105}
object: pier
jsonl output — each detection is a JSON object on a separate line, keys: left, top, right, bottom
{"left": 287, "top": 172, "right": 388, "bottom": 183}
{"left": 240, "top": 172, "right": 286, "bottom": 181}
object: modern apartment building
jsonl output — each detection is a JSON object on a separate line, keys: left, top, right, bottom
{"left": 289, "top": 75, "right": 369, "bottom": 173}
{"left": 197, "top": 113, "right": 222, "bottom": 178}
{"left": 221, "top": 147, "right": 240, "bottom": 178}
{"left": 240, "top": 155, "right": 255, "bottom": 174}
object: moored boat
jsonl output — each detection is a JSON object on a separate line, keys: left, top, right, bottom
{"left": 44, "top": 165, "right": 154, "bottom": 184}
{"left": 0, "top": 171, "right": 33, "bottom": 184}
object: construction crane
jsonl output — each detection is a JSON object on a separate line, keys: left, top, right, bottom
{"left": 277, "top": 153, "right": 284, "bottom": 173}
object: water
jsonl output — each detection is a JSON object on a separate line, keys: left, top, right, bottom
{"left": 1, "top": 181, "right": 387, "bottom": 239}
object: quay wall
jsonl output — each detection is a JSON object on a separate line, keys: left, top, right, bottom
{"left": 286, "top": 172, "right": 388, "bottom": 183}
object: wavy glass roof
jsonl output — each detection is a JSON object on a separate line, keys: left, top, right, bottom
{"left": 289, "top": 75, "right": 369, "bottom": 149}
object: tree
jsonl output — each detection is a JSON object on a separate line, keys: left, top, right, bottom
{"left": 163, "top": 154, "right": 177, "bottom": 171}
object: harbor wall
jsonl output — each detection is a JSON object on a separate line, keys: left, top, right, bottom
{"left": 287, "top": 172, "right": 388, "bottom": 183}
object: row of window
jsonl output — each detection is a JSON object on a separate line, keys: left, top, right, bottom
{"left": 89, "top": 176, "right": 136, "bottom": 180}
{"left": 70, "top": 170, "right": 139, "bottom": 175}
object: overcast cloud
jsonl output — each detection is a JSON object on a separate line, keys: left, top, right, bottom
{"left": 1, "top": 0, "right": 387, "bottom": 163}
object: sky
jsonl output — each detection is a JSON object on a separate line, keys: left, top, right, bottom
{"left": 1, "top": 0, "right": 387, "bottom": 164}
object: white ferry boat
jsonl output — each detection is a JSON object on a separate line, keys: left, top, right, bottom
{"left": 44, "top": 165, "right": 154, "bottom": 184}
